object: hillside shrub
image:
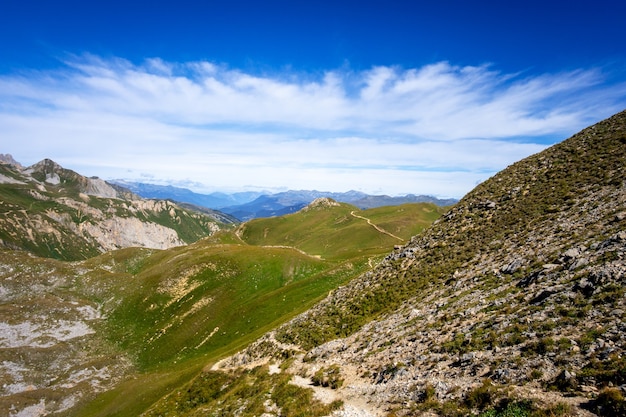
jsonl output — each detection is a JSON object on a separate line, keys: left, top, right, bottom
{"left": 142, "top": 365, "right": 344, "bottom": 417}
{"left": 465, "top": 379, "right": 498, "bottom": 410}
{"left": 311, "top": 364, "right": 344, "bottom": 389}
{"left": 589, "top": 388, "right": 626, "bottom": 416}
{"left": 578, "top": 354, "right": 626, "bottom": 387}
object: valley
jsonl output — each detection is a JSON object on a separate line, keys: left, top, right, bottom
{"left": 0, "top": 162, "right": 447, "bottom": 416}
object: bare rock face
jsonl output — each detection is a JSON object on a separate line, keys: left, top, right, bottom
{"left": 81, "top": 176, "right": 120, "bottom": 199}
{"left": 80, "top": 216, "right": 185, "bottom": 250}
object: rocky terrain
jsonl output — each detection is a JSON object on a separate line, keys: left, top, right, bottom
{"left": 0, "top": 249, "right": 136, "bottom": 416}
{"left": 0, "top": 157, "right": 236, "bottom": 260}
{"left": 2, "top": 111, "right": 626, "bottom": 417}
{"left": 205, "top": 110, "right": 626, "bottom": 416}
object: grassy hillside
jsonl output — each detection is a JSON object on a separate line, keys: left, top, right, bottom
{"left": 101, "top": 242, "right": 361, "bottom": 369}
{"left": 147, "top": 110, "right": 626, "bottom": 417}
{"left": 238, "top": 200, "right": 447, "bottom": 261}
{"left": 359, "top": 202, "right": 444, "bottom": 240}
{"left": 70, "top": 201, "right": 444, "bottom": 416}
{"left": 0, "top": 190, "right": 446, "bottom": 416}
{"left": 67, "top": 241, "right": 369, "bottom": 416}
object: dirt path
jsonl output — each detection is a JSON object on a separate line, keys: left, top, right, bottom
{"left": 350, "top": 211, "right": 405, "bottom": 242}
{"left": 290, "top": 372, "right": 382, "bottom": 417}
{"left": 234, "top": 224, "right": 322, "bottom": 259}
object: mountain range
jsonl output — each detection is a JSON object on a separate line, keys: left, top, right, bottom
{"left": 111, "top": 180, "right": 457, "bottom": 221}
{"left": 1, "top": 109, "right": 625, "bottom": 417}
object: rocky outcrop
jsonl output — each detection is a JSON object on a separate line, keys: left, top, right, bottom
{"left": 79, "top": 216, "right": 186, "bottom": 250}
{"left": 0, "top": 153, "right": 22, "bottom": 169}
{"left": 299, "top": 197, "right": 342, "bottom": 212}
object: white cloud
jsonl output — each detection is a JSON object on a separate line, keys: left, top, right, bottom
{"left": 0, "top": 56, "right": 624, "bottom": 197}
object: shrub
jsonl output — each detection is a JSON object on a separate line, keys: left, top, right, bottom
{"left": 311, "top": 364, "right": 344, "bottom": 389}
{"left": 465, "top": 379, "right": 498, "bottom": 410}
{"left": 590, "top": 388, "right": 626, "bottom": 416}
{"left": 478, "top": 399, "right": 533, "bottom": 417}
{"left": 578, "top": 354, "right": 626, "bottom": 387}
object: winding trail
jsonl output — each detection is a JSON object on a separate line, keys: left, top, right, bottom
{"left": 349, "top": 211, "right": 405, "bottom": 242}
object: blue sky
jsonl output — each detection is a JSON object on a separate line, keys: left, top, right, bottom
{"left": 1, "top": 1, "right": 625, "bottom": 197}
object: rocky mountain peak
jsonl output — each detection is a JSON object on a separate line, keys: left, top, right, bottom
{"left": 300, "top": 197, "right": 341, "bottom": 212}
{"left": 0, "top": 153, "right": 22, "bottom": 168}
{"left": 22, "top": 158, "right": 128, "bottom": 198}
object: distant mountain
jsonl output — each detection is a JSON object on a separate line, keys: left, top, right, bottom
{"left": 115, "top": 183, "right": 457, "bottom": 221}
{"left": 350, "top": 193, "right": 458, "bottom": 209}
{"left": 111, "top": 180, "right": 265, "bottom": 208}
{"left": 221, "top": 190, "right": 456, "bottom": 221}
{"left": 0, "top": 153, "right": 23, "bottom": 168}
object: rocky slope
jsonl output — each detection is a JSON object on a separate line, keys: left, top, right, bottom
{"left": 0, "top": 249, "right": 135, "bottom": 416}
{"left": 206, "top": 110, "right": 626, "bottom": 416}
{"left": 0, "top": 158, "right": 236, "bottom": 260}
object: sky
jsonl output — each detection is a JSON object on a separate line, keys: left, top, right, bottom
{"left": 1, "top": 1, "right": 625, "bottom": 198}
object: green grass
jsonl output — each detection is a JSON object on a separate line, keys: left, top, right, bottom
{"left": 142, "top": 365, "right": 342, "bottom": 417}
{"left": 358, "top": 202, "right": 447, "bottom": 240}
{"left": 239, "top": 201, "right": 444, "bottom": 260}
{"left": 1, "top": 166, "right": 446, "bottom": 416}
{"left": 101, "top": 241, "right": 371, "bottom": 370}
{"left": 74, "top": 360, "right": 205, "bottom": 417}
{"left": 71, "top": 243, "right": 370, "bottom": 416}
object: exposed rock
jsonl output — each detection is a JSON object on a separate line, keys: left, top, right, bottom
{"left": 0, "top": 159, "right": 233, "bottom": 260}
{"left": 300, "top": 197, "right": 342, "bottom": 212}
{"left": 501, "top": 258, "right": 524, "bottom": 274}
{"left": 0, "top": 153, "right": 22, "bottom": 168}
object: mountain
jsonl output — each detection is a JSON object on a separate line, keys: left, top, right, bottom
{"left": 350, "top": 193, "right": 458, "bottom": 209}
{"left": 0, "top": 153, "right": 23, "bottom": 169}
{"left": 4, "top": 110, "right": 625, "bottom": 417}
{"left": 0, "top": 187, "right": 443, "bottom": 415}
{"left": 111, "top": 180, "right": 265, "bottom": 209}
{"left": 147, "top": 111, "right": 626, "bottom": 417}
{"left": 0, "top": 158, "right": 236, "bottom": 260}
{"left": 221, "top": 190, "right": 456, "bottom": 221}
{"left": 111, "top": 182, "right": 457, "bottom": 220}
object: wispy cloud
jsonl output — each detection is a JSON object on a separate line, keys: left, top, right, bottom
{"left": 0, "top": 55, "right": 624, "bottom": 197}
